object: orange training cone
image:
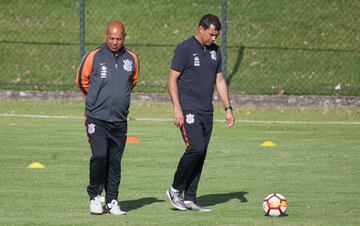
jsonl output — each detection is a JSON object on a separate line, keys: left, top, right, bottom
{"left": 126, "top": 136, "right": 139, "bottom": 143}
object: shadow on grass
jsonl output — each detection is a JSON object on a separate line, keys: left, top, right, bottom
{"left": 121, "top": 197, "right": 165, "bottom": 212}
{"left": 197, "top": 191, "right": 248, "bottom": 207}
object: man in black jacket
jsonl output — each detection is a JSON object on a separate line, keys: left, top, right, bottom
{"left": 76, "top": 20, "right": 139, "bottom": 215}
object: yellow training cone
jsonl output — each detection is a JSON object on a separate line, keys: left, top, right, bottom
{"left": 260, "top": 141, "right": 277, "bottom": 147}
{"left": 28, "top": 162, "right": 45, "bottom": 169}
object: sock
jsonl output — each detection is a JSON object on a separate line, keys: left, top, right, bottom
{"left": 170, "top": 186, "right": 179, "bottom": 193}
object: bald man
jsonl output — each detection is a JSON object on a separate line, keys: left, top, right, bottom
{"left": 76, "top": 20, "right": 139, "bottom": 215}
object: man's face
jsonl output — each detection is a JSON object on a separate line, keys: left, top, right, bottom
{"left": 199, "top": 24, "right": 219, "bottom": 46}
{"left": 105, "top": 28, "right": 125, "bottom": 53}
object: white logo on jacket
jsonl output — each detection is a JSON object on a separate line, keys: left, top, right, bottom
{"left": 123, "top": 59, "right": 133, "bottom": 72}
{"left": 210, "top": 50, "right": 217, "bottom": 60}
{"left": 194, "top": 56, "right": 200, "bottom": 66}
{"left": 100, "top": 65, "right": 107, "bottom": 78}
{"left": 185, "top": 114, "right": 195, "bottom": 124}
{"left": 88, "top": 123, "right": 96, "bottom": 134}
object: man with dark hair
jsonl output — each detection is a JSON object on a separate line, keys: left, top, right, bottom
{"left": 76, "top": 20, "right": 139, "bottom": 215}
{"left": 166, "top": 14, "right": 235, "bottom": 212}
{"left": 199, "top": 13, "right": 221, "bottom": 31}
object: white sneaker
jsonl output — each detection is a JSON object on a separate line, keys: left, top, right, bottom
{"left": 184, "top": 200, "right": 211, "bottom": 212}
{"left": 106, "top": 200, "right": 126, "bottom": 215}
{"left": 89, "top": 195, "right": 103, "bottom": 215}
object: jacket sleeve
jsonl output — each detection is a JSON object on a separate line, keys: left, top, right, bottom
{"left": 75, "top": 48, "right": 99, "bottom": 95}
{"left": 127, "top": 50, "right": 140, "bottom": 88}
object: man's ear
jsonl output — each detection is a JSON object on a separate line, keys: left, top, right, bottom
{"left": 199, "top": 25, "right": 205, "bottom": 33}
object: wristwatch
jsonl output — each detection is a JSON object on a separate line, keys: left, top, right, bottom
{"left": 224, "top": 105, "right": 233, "bottom": 111}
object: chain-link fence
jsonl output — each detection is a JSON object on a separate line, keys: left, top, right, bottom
{"left": 1, "top": 0, "right": 359, "bottom": 95}
{"left": 0, "top": 0, "right": 79, "bottom": 91}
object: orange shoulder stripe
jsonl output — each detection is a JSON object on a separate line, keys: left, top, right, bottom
{"left": 127, "top": 49, "right": 139, "bottom": 87}
{"left": 76, "top": 48, "right": 100, "bottom": 95}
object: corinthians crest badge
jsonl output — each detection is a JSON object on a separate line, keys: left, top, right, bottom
{"left": 123, "top": 59, "right": 132, "bottom": 72}
{"left": 88, "top": 123, "right": 95, "bottom": 134}
{"left": 210, "top": 50, "right": 217, "bottom": 60}
{"left": 185, "top": 113, "right": 195, "bottom": 124}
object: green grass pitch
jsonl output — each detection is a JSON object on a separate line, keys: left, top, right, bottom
{"left": 0, "top": 99, "right": 359, "bottom": 225}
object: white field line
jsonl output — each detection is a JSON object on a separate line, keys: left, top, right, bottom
{"left": 1, "top": 113, "right": 360, "bottom": 125}
{"left": 0, "top": 113, "right": 82, "bottom": 119}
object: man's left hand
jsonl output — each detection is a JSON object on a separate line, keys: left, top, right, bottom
{"left": 226, "top": 110, "right": 235, "bottom": 127}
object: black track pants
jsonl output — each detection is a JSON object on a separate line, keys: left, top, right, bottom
{"left": 172, "top": 111, "right": 213, "bottom": 201}
{"left": 85, "top": 116, "right": 127, "bottom": 204}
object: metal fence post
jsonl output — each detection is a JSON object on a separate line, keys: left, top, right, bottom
{"left": 221, "top": 0, "right": 228, "bottom": 82}
{"left": 79, "top": 0, "right": 85, "bottom": 60}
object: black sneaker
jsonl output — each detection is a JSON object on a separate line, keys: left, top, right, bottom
{"left": 185, "top": 201, "right": 211, "bottom": 212}
{"left": 166, "top": 187, "right": 187, "bottom": 211}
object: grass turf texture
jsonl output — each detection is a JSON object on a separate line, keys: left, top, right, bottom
{"left": 1, "top": 0, "right": 360, "bottom": 95}
{"left": 0, "top": 99, "right": 359, "bottom": 225}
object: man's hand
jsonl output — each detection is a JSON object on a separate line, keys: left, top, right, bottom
{"left": 173, "top": 106, "right": 184, "bottom": 128}
{"left": 226, "top": 110, "right": 235, "bottom": 127}
{"left": 168, "top": 69, "right": 183, "bottom": 127}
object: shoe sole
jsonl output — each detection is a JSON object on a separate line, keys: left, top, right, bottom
{"left": 188, "top": 208, "right": 212, "bottom": 212}
{"left": 105, "top": 212, "right": 127, "bottom": 216}
{"left": 166, "top": 189, "right": 187, "bottom": 211}
{"left": 104, "top": 208, "right": 127, "bottom": 215}
{"left": 90, "top": 212, "right": 103, "bottom": 215}
{"left": 185, "top": 203, "right": 212, "bottom": 212}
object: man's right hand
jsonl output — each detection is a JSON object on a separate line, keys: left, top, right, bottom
{"left": 173, "top": 106, "right": 184, "bottom": 128}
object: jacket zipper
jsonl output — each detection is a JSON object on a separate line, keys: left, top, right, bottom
{"left": 114, "top": 54, "right": 119, "bottom": 68}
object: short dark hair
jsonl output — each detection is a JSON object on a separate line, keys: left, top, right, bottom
{"left": 199, "top": 14, "right": 221, "bottom": 31}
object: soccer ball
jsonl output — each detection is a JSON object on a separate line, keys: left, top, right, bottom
{"left": 263, "top": 193, "right": 288, "bottom": 217}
